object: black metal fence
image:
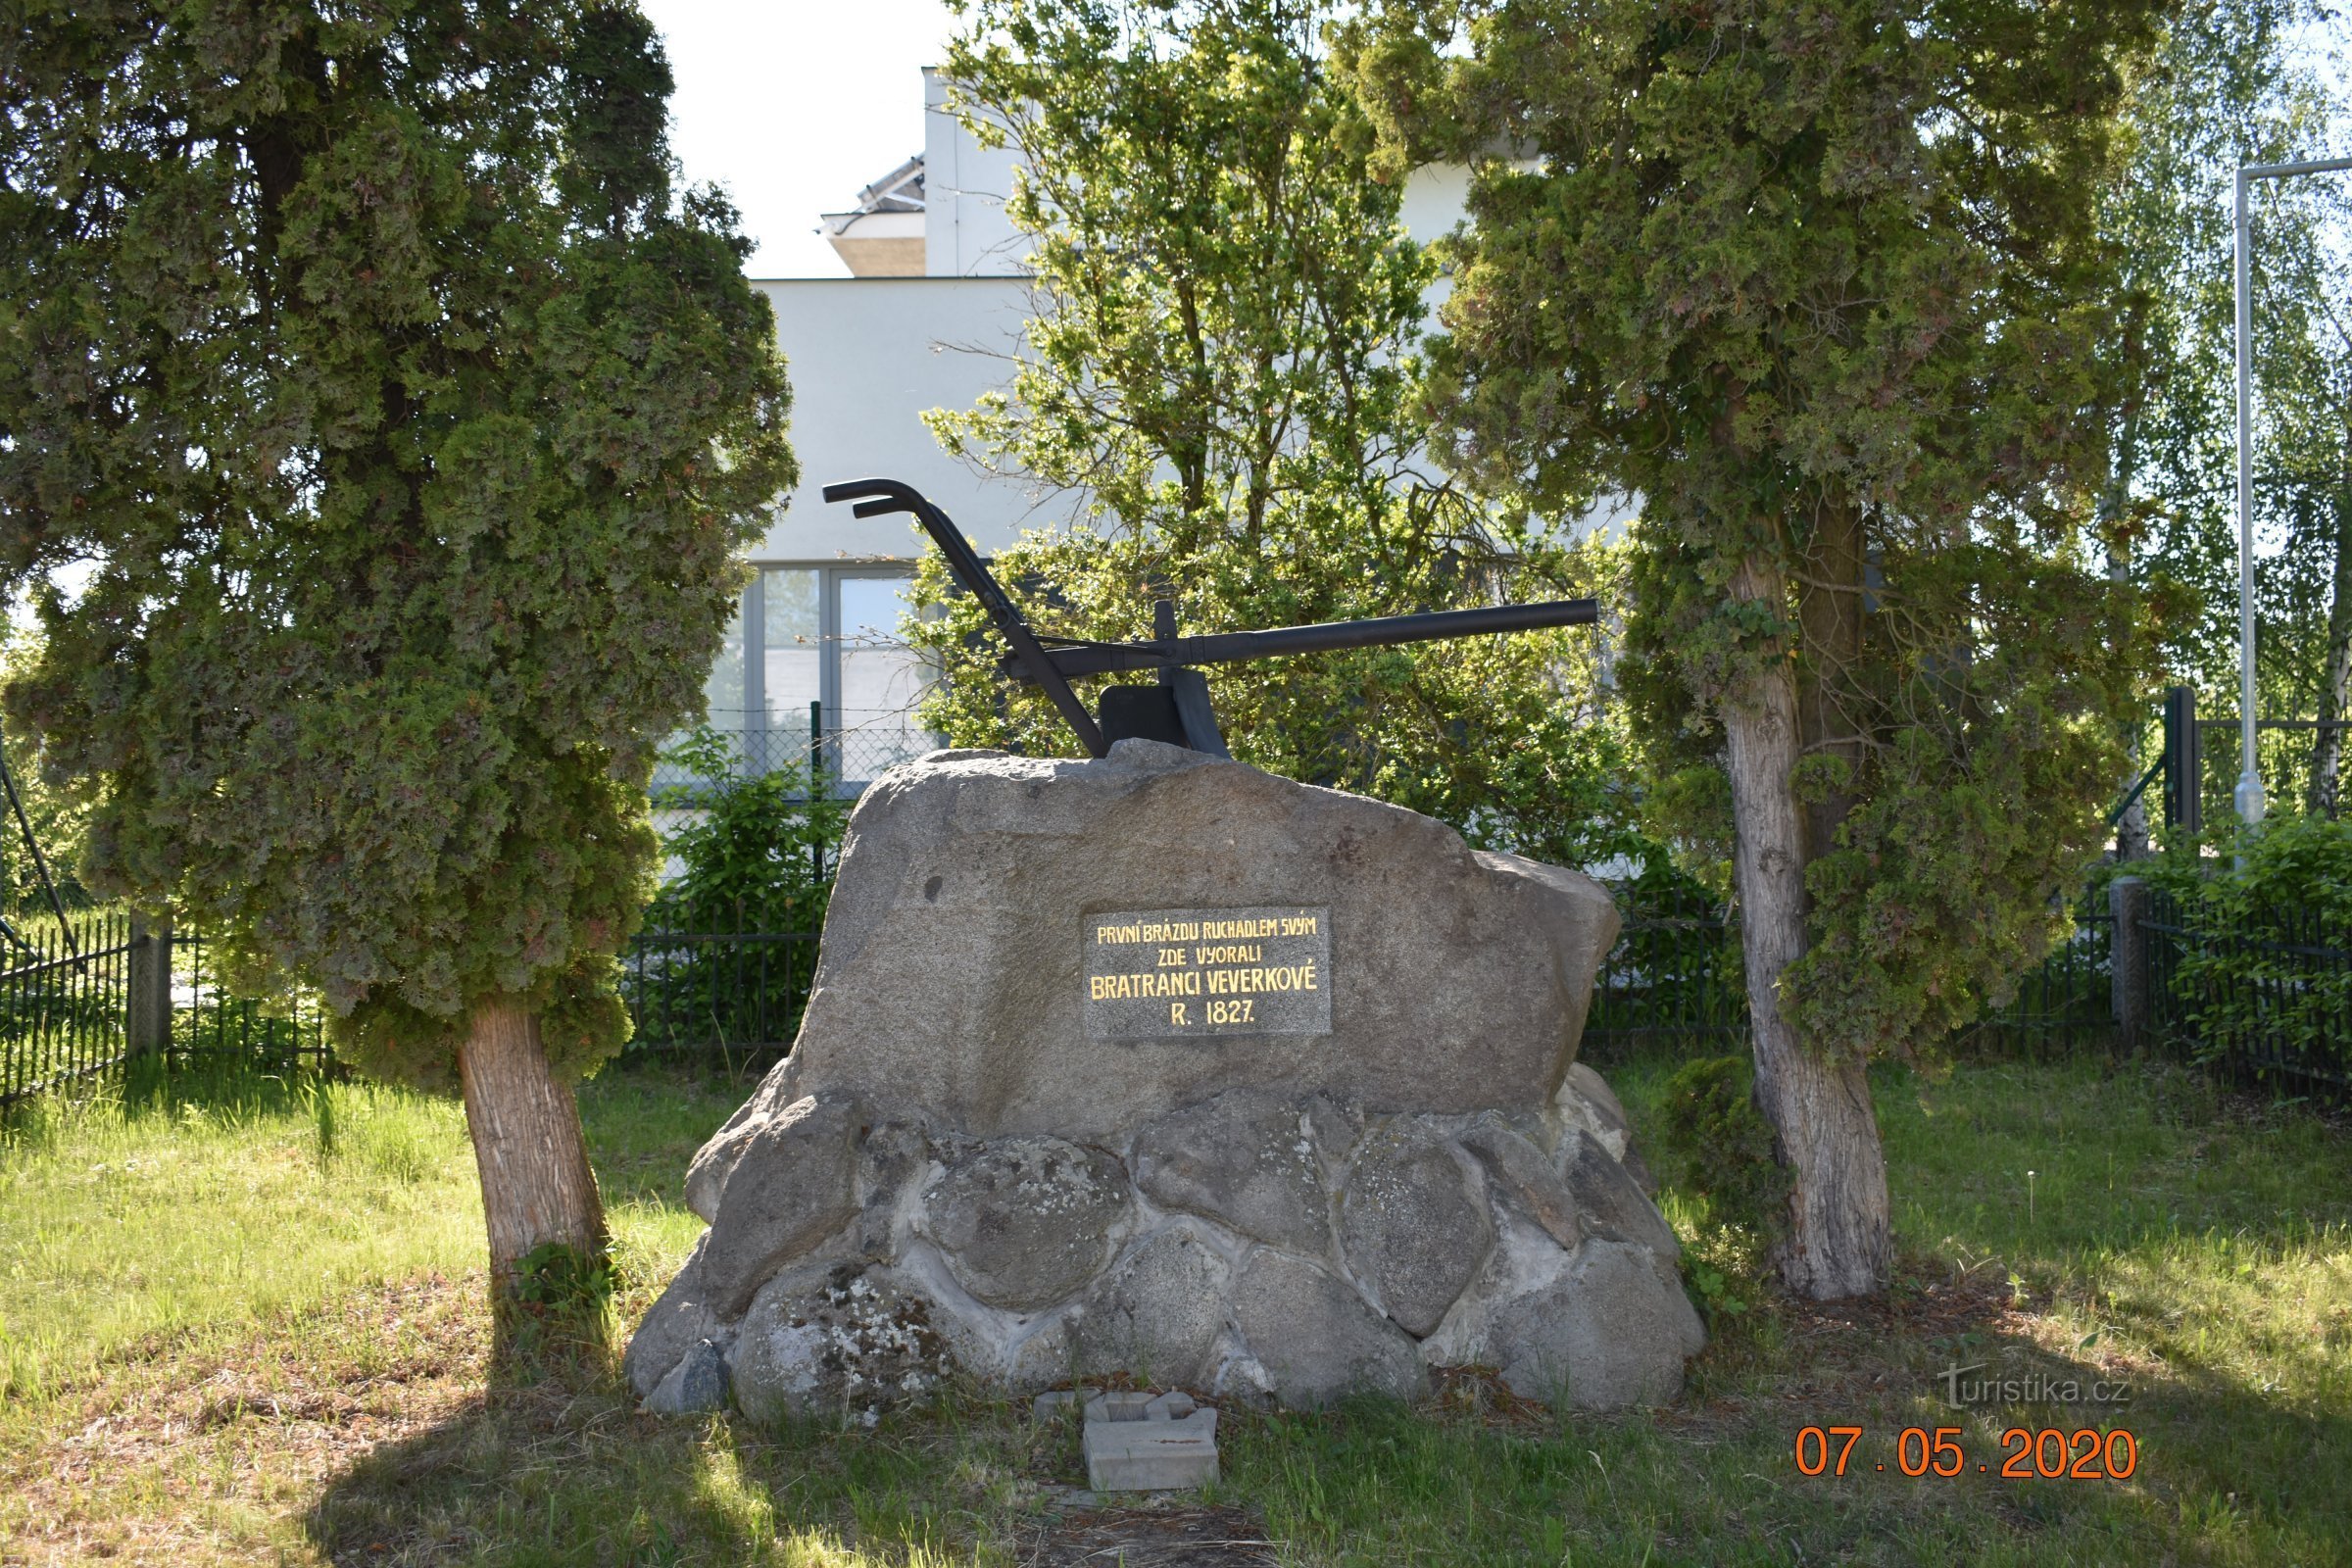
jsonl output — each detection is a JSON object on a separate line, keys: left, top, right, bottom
{"left": 1958, "top": 904, "right": 2117, "bottom": 1054}
{"left": 10, "top": 883, "right": 2345, "bottom": 1106}
{"left": 1582, "top": 885, "right": 2118, "bottom": 1061}
{"left": 2144, "top": 888, "right": 2351, "bottom": 1096}
{"left": 0, "top": 904, "right": 808, "bottom": 1107}
{"left": 1585, "top": 885, "right": 1746, "bottom": 1051}
{"left": 617, "top": 924, "right": 821, "bottom": 1069}
{"left": 0, "top": 911, "right": 329, "bottom": 1107}
{"left": 172, "top": 930, "right": 333, "bottom": 1067}
{"left": 0, "top": 908, "right": 135, "bottom": 1105}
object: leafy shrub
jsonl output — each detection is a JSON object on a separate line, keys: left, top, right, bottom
{"left": 1657, "top": 1054, "right": 1788, "bottom": 1235}
{"left": 650, "top": 726, "right": 849, "bottom": 935}
{"left": 2137, "top": 812, "right": 2352, "bottom": 1075}
{"left": 514, "top": 1240, "right": 619, "bottom": 1311}
{"left": 505, "top": 1239, "right": 622, "bottom": 1354}
{"left": 631, "top": 728, "right": 850, "bottom": 1054}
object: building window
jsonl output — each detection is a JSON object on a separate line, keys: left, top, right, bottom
{"left": 668, "top": 564, "right": 934, "bottom": 790}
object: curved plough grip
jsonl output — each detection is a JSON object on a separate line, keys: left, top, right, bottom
{"left": 821, "top": 477, "right": 1601, "bottom": 761}
{"left": 821, "top": 476, "right": 1110, "bottom": 756}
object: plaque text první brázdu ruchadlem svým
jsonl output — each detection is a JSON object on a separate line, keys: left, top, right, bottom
{"left": 1083, "top": 906, "right": 1332, "bottom": 1038}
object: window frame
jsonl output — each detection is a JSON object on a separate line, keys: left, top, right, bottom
{"left": 726, "top": 562, "right": 934, "bottom": 785}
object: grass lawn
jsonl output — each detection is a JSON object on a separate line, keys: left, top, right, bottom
{"left": 1, "top": 1049, "right": 2346, "bottom": 1566}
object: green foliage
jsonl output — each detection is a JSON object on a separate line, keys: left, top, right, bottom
{"left": 1343, "top": 0, "right": 2170, "bottom": 1062}
{"left": 2141, "top": 809, "right": 2352, "bottom": 924}
{"left": 924, "top": 0, "right": 1633, "bottom": 866}
{"left": 0, "top": 4, "right": 795, "bottom": 1089}
{"left": 630, "top": 729, "right": 844, "bottom": 1054}
{"left": 2094, "top": 3, "right": 2352, "bottom": 770}
{"left": 2138, "top": 811, "right": 2352, "bottom": 1069}
{"left": 650, "top": 727, "right": 847, "bottom": 936}
{"left": 0, "top": 621, "right": 87, "bottom": 912}
{"left": 509, "top": 1239, "right": 621, "bottom": 1348}
{"left": 1656, "top": 1054, "right": 1788, "bottom": 1239}
{"left": 514, "top": 1240, "right": 618, "bottom": 1305}
{"left": 1681, "top": 1258, "right": 1750, "bottom": 1321}
{"left": 1788, "top": 571, "right": 2152, "bottom": 1052}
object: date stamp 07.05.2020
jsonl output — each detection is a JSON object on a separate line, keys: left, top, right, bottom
{"left": 1792, "top": 1425, "right": 2140, "bottom": 1481}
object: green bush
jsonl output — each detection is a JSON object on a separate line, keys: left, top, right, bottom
{"left": 1656, "top": 1054, "right": 1788, "bottom": 1236}
{"left": 630, "top": 728, "right": 850, "bottom": 1054}
{"left": 2137, "top": 811, "right": 2352, "bottom": 1074}
{"left": 649, "top": 726, "right": 848, "bottom": 936}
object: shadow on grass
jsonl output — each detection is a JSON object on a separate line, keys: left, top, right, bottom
{"left": 293, "top": 1302, "right": 2352, "bottom": 1568}
{"left": 102, "top": 1048, "right": 336, "bottom": 1121}
{"left": 2105, "top": 1361, "right": 2352, "bottom": 1554}
{"left": 302, "top": 1362, "right": 1065, "bottom": 1567}
{"left": 298, "top": 1060, "right": 1032, "bottom": 1564}
{"left": 297, "top": 1050, "right": 2351, "bottom": 1566}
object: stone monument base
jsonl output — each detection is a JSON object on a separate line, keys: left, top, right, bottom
{"left": 629, "top": 1069, "right": 1700, "bottom": 1419}
{"left": 625, "top": 743, "right": 1703, "bottom": 1419}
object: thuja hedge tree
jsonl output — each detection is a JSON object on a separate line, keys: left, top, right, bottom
{"left": 0, "top": 3, "right": 792, "bottom": 1301}
{"left": 1344, "top": 0, "right": 2176, "bottom": 1296}
{"left": 920, "top": 0, "right": 1634, "bottom": 868}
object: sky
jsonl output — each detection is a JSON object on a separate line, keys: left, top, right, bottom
{"left": 637, "top": 0, "right": 958, "bottom": 279}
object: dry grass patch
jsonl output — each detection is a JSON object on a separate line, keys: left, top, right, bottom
{"left": 2, "top": 1272, "right": 486, "bottom": 1565}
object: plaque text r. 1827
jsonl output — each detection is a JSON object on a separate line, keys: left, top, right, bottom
{"left": 1083, "top": 906, "right": 1332, "bottom": 1038}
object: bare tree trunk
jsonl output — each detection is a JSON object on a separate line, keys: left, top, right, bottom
{"left": 2106, "top": 534, "right": 2151, "bottom": 857}
{"left": 1796, "top": 503, "right": 1864, "bottom": 862}
{"left": 2310, "top": 480, "right": 2352, "bottom": 819}
{"left": 458, "top": 999, "right": 608, "bottom": 1298}
{"left": 1724, "top": 554, "right": 1891, "bottom": 1299}
{"left": 2114, "top": 791, "right": 2152, "bottom": 858}
{"left": 2107, "top": 352, "right": 2152, "bottom": 858}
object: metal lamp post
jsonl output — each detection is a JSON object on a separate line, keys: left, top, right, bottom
{"left": 2233, "top": 155, "right": 2352, "bottom": 826}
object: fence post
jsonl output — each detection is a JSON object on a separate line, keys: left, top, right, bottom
{"left": 126, "top": 912, "right": 172, "bottom": 1056}
{"left": 2110, "top": 876, "right": 2149, "bottom": 1051}
{"left": 809, "top": 699, "right": 826, "bottom": 884}
{"left": 2162, "top": 686, "right": 2201, "bottom": 834}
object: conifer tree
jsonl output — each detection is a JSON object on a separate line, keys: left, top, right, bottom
{"left": 1346, "top": 0, "right": 2169, "bottom": 1296}
{"left": 0, "top": 2, "right": 793, "bottom": 1303}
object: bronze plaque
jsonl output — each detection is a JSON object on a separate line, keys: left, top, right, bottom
{"left": 1083, "top": 906, "right": 1332, "bottom": 1039}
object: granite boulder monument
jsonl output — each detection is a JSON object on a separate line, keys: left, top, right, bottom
{"left": 625, "top": 739, "right": 1703, "bottom": 1421}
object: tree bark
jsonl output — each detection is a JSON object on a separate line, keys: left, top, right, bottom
{"left": 458, "top": 999, "right": 609, "bottom": 1298}
{"left": 2105, "top": 406, "right": 2152, "bottom": 857}
{"left": 2309, "top": 475, "right": 2352, "bottom": 819}
{"left": 1723, "top": 553, "right": 1891, "bottom": 1299}
{"left": 1796, "top": 502, "right": 1865, "bottom": 863}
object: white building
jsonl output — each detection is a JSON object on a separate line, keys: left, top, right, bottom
{"left": 693, "top": 70, "right": 1482, "bottom": 788}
